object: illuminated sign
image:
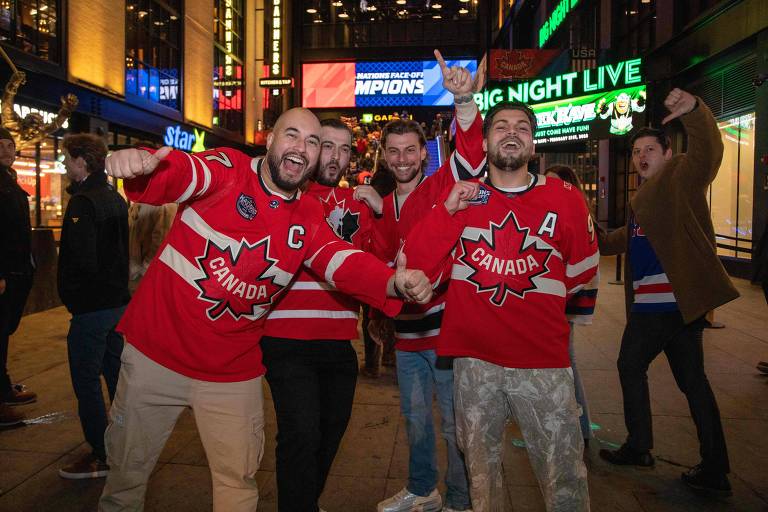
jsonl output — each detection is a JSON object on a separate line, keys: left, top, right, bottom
{"left": 530, "top": 86, "right": 646, "bottom": 145}
{"left": 270, "top": 0, "right": 281, "bottom": 76}
{"left": 360, "top": 113, "right": 413, "bottom": 123}
{"left": 539, "top": 0, "right": 579, "bottom": 48}
{"left": 473, "top": 58, "right": 642, "bottom": 110}
{"left": 259, "top": 77, "right": 293, "bottom": 88}
{"left": 164, "top": 125, "right": 207, "bottom": 152}
{"left": 473, "top": 59, "right": 646, "bottom": 146}
{"left": 302, "top": 59, "right": 477, "bottom": 108}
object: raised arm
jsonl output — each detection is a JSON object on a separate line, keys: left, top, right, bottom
{"left": 662, "top": 89, "right": 723, "bottom": 190}
{"left": 107, "top": 146, "right": 244, "bottom": 205}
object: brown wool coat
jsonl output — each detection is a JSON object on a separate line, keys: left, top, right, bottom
{"left": 598, "top": 100, "right": 740, "bottom": 324}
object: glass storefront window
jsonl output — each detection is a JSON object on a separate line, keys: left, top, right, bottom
{"left": 125, "top": 0, "right": 182, "bottom": 110}
{"left": 13, "top": 135, "right": 69, "bottom": 228}
{"left": 0, "top": 0, "right": 59, "bottom": 62}
{"left": 710, "top": 113, "right": 755, "bottom": 259}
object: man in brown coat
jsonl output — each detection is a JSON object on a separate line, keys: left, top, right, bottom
{"left": 598, "top": 88, "right": 739, "bottom": 497}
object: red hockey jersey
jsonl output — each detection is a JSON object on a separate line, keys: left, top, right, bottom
{"left": 119, "top": 148, "right": 401, "bottom": 382}
{"left": 370, "top": 111, "right": 486, "bottom": 352}
{"left": 403, "top": 174, "right": 599, "bottom": 368}
{"left": 264, "top": 181, "right": 374, "bottom": 340}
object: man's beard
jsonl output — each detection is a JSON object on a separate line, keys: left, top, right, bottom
{"left": 488, "top": 141, "right": 531, "bottom": 172}
{"left": 267, "top": 151, "right": 311, "bottom": 192}
{"left": 392, "top": 164, "right": 421, "bottom": 184}
{"left": 315, "top": 160, "right": 344, "bottom": 187}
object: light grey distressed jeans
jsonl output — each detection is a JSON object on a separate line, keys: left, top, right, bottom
{"left": 454, "top": 357, "right": 590, "bottom": 512}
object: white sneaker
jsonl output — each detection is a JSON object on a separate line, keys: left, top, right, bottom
{"left": 377, "top": 488, "right": 442, "bottom": 512}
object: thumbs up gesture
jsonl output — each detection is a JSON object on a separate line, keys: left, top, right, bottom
{"left": 106, "top": 146, "right": 173, "bottom": 179}
{"left": 393, "top": 252, "right": 433, "bottom": 304}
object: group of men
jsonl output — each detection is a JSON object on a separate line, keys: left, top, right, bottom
{"left": 0, "top": 49, "right": 739, "bottom": 512}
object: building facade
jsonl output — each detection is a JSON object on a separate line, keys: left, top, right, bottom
{"left": 498, "top": 0, "right": 767, "bottom": 278}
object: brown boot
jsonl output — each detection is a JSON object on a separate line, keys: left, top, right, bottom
{"left": 4, "top": 383, "right": 37, "bottom": 406}
{"left": 0, "top": 402, "right": 25, "bottom": 427}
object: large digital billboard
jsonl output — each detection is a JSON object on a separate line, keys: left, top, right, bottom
{"left": 302, "top": 59, "right": 477, "bottom": 108}
{"left": 474, "top": 58, "right": 646, "bottom": 145}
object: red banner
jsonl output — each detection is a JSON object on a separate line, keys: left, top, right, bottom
{"left": 489, "top": 49, "right": 560, "bottom": 80}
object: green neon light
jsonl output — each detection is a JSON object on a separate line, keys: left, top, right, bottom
{"left": 191, "top": 129, "right": 207, "bottom": 153}
{"left": 530, "top": 85, "right": 646, "bottom": 143}
{"left": 539, "top": 0, "right": 580, "bottom": 48}
{"left": 473, "top": 58, "right": 643, "bottom": 109}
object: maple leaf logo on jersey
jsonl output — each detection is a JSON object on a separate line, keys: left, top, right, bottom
{"left": 457, "top": 211, "right": 554, "bottom": 306}
{"left": 194, "top": 237, "right": 285, "bottom": 321}
{"left": 322, "top": 190, "right": 360, "bottom": 242}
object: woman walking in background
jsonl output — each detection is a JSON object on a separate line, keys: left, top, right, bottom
{"left": 544, "top": 165, "right": 598, "bottom": 447}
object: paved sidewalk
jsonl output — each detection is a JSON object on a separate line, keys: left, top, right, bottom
{"left": 1, "top": 257, "right": 767, "bottom": 511}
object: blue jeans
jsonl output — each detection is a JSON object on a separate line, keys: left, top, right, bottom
{"left": 568, "top": 324, "right": 592, "bottom": 440}
{"left": 66, "top": 306, "right": 125, "bottom": 460}
{"left": 396, "top": 349, "right": 470, "bottom": 510}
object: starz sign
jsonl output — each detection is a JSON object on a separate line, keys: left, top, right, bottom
{"left": 457, "top": 211, "right": 554, "bottom": 306}
{"left": 194, "top": 237, "right": 285, "bottom": 320}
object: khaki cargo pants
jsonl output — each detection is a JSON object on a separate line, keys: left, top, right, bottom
{"left": 454, "top": 357, "right": 589, "bottom": 512}
{"left": 99, "top": 343, "right": 265, "bottom": 512}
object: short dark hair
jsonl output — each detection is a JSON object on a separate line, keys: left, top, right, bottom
{"left": 544, "top": 165, "right": 582, "bottom": 188}
{"left": 630, "top": 127, "right": 670, "bottom": 152}
{"left": 483, "top": 102, "right": 538, "bottom": 137}
{"left": 62, "top": 134, "right": 108, "bottom": 174}
{"left": 381, "top": 119, "right": 427, "bottom": 149}
{"left": 320, "top": 118, "right": 353, "bottom": 141}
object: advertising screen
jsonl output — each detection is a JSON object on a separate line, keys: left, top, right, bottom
{"left": 531, "top": 85, "right": 646, "bottom": 144}
{"left": 302, "top": 59, "right": 477, "bottom": 108}
{"left": 474, "top": 58, "right": 646, "bottom": 145}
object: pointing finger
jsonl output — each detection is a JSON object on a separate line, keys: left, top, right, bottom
{"left": 434, "top": 49, "right": 449, "bottom": 73}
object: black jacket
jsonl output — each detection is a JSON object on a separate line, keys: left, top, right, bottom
{"left": 0, "top": 166, "right": 33, "bottom": 279}
{"left": 57, "top": 172, "right": 130, "bottom": 314}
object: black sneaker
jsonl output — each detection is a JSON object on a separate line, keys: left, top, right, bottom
{"left": 681, "top": 464, "right": 732, "bottom": 497}
{"left": 599, "top": 444, "right": 654, "bottom": 467}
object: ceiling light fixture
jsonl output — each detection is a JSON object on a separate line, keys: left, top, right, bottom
{"left": 306, "top": 7, "right": 317, "bottom": 13}
{"left": 338, "top": 10, "right": 349, "bottom": 18}
{"left": 459, "top": 7, "right": 468, "bottom": 13}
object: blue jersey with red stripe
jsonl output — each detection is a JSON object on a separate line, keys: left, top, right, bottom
{"left": 629, "top": 217, "right": 678, "bottom": 312}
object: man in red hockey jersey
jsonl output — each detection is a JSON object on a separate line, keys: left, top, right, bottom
{"left": 262, "top": 117, "right": 385, "bottom": 512}
{"left": 374, "top": 51, "right": 486, "bottom": 512}
{"left": 98, "top": 107, "right": 432, "bottom": 512}
{"left": 403, "top": 102, "right": 599, "bottom": 512}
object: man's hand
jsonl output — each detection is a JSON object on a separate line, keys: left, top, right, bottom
{"left": 0, "top": 278, "right": 6, "bottom": 295}
{"left": 662, "top": 88, "right": 697, "bottom": 124}
{"left": 473, "top": 53, "right": 487, "bottom": 94}
{"left": 435, "top": 49, "right": 474, "bottom": 97}
{"left": 106, "top": 146, "right": 173, "bottom": 179}
{"left": 444, "top": 181, "right": 480, "bottom": 215}
{"left": 393, "top": 253, "right": 433, "bottom": 304}
{"left": 353, "top": 184, "right": 383, "bottom": 215}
